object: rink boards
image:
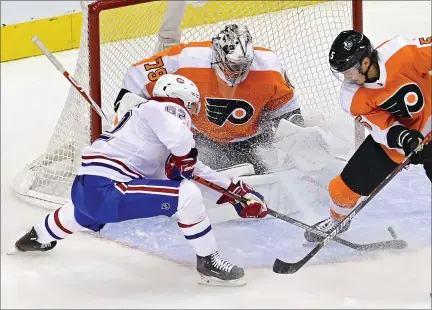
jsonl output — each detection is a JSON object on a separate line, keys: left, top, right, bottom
{"left": 2, "top": 0, "right": 325, "bottom": 62}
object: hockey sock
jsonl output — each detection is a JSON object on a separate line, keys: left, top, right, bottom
{"left": 34, "top": 203, "right": 86, "bottom": 244}
{"left": 178, "top": 215, "right": 217, "bottom": 257}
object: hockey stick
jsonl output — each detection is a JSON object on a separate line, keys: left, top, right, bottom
{"left": 273, "top": 136, "right": 431, "bottom": 274}
{"left": 192, "top": 175, "right": 248, "bottom": 203}
{"left": 192, "top": 176, "right": 407, "bottom": 252}
{"left": 31, "top": 36, "right": 110, "bottom": 123}
{"left": 269, "top": 210, "right": 407, "bottom": 252}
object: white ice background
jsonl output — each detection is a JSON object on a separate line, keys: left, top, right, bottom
{"left": 1, "top": 1, "right": 431, "bottom": 308}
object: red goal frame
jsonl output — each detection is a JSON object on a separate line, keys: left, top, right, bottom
{"left": 87, "top": 0, "right": 363, "bottom": 143}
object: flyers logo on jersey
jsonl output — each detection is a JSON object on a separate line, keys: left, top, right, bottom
{"left": 205, "top": 98, "right": 254, "bottom": 126}
{"left": 379, "top": 84, "right": 424, "bottom": 118}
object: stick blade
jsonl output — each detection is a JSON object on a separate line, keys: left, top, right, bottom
{"left": 273, "top": 258, "right": 299, "bottom": 274}
{"left": 363, "top": 239, "right": 408, "bottom": 251}
{"left": 390, "top": 239, "right": 408, "bottom": 250}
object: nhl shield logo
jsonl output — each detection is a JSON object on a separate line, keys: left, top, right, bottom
{"left": 162, "top": 203, "right": 171, "bottom": 210}
{"left": 343, "top": 40, "right": 353, "bottom": 51}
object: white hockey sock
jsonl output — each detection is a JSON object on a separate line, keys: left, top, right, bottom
{"left": 176, "top": 180, "right": 217, "bottom": 257}
{"left": 34, "top": 203, "right": 87, "bottom": 244}
{"left": 178, "top": 215, "right": 217, "bottom": 257}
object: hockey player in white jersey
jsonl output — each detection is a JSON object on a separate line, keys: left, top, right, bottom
{"left": 11, "top": 74, "right": 268, "bottom": 286}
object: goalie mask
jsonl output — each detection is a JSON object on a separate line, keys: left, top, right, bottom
{"left": 212, "top": 24, "right": 254, "bottom": 85}
{"left": 153, "top": 74, "right": 201, "bottom": 115}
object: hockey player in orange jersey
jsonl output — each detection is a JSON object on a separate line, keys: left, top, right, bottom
{"left": 304, "top": 30, "right": 431, "bottom": 242}
{"left": 114, "top": 24, "right": 302, "bottom": 174}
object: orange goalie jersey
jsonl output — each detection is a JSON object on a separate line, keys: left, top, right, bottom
{"left": 340, "top": 35, "right": 431, "bottom": 163}
{"left": 121, "top": 41, "right": 297, "bottom": 143}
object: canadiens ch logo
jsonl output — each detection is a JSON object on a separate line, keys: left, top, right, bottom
{"left": 378, "top": 83, "right": 424, "bottom": 118}
{"left": 205, "top": 97, "right": 254, "bottom": 126}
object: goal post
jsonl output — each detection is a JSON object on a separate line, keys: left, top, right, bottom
{"left": 13, "top": 0, "right": 363, "bottom": 210}
{"left": 352, "top": 0, "right": 365, "bottom": 146}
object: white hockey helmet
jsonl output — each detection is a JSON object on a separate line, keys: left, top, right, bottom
{"left": 212, "top": 24, "right": 254, "bottom": 84}
{"left": 153, "top": 74, "right": 201, "bottom": 115}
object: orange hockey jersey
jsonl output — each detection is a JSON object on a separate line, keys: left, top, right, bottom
{"left": 339, "top": 35, "right": 431, "bottom": 163}
{"left": 121, "top": 41, "right": 297, "bottom": 143}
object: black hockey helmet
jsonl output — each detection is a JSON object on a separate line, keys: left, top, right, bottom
{"left": 329, "top": 30, "right": 375, "bottom": 73}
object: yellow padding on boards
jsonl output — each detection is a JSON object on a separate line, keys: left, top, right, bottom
{"left": 1, "top": 0, "right": 323, "bottom": 62}
{"left": 1, "top": 13, "right": 81, "bottom": 62}
{"left": 98, "top": 1, "right": 322, "bottom": 43}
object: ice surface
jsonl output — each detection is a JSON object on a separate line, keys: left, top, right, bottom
{"left": 1, "top": 1, "right": 431, "bottom": 308}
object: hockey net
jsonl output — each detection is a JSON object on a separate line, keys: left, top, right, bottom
{"left": 13, "top": 0, "right": 363, "bottom": 210}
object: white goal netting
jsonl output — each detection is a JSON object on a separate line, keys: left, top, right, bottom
{"left": 13, "top": 0, "right": 361, "bottom": 210}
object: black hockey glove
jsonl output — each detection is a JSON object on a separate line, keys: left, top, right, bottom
{"left": 399, "top": 129, "right": 426, "bottom": 165}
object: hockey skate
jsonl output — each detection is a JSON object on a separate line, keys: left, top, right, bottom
{"left": 8, "top": 227, "right": 57, "bottom": 255}
{"left": 304, "top": 217, "right": 351, "bottom": 243}
{"left": 196, "top": 251, "right": 246, "bottom": 287}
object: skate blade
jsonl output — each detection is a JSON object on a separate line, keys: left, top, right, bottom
{"left": 7, "top": 246, "right": 20, "bottom": 255}
{"left": 198, "top": 274, "right": 247, "bottom": 287}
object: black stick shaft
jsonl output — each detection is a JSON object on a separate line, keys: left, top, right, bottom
{"left": 273, "top": 139, "right": 428, "bottom": 274}
{"left": 194, "top": 176, "right": 407, "bottom": 254}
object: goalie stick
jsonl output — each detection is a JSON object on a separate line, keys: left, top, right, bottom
{"left": 273, "top": 135, "right": 431, "bottom": 274}
{"left": 191, "top": 176, "right": 407, "bottom": 252}
{"left": 31, "top": 36, "right": 110, "bottom": 123}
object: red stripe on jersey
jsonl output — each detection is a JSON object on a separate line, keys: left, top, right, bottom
{"left": 82, "top": 155, "right": 143, "bottom": 178}
{"left": 178, "top": 218, "right": 205, "bottom": 228}
{"left": 54, "top": 208, "right": 73, "bottom": 234}
{"left": 126, "top": 185, "right": 179, "bottom": 195}
{"left": 116, "top": 182, "right": 127, "bottom": 193}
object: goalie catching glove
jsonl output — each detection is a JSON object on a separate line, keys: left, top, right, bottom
{"left": 217, "top": 181, "right": 268, "bottom": 218}
{"left": 165, "top": 148, "right": 198, "bottom": 181}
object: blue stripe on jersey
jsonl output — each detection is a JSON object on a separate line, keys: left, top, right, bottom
{"left": 44, "top": 215, "right": 62, "bottom": 240}
{"left": 81, "top": 162, "right": 137, "bottom": 179}
{"left": 184, "top": 225, "right": 212, "bottom": 240}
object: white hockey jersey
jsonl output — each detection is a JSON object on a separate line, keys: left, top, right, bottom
{"left": 78, "top": 97, "right": 231, "bottom": 189}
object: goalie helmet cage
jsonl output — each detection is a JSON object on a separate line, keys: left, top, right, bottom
{"left": 13, "top": 0, "right": 363, "bottom": 209}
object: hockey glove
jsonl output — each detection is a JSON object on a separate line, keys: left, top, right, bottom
{"left": 165, "top": 148, "right": 198, "bottom": 181}
{"left": 216, "top": 180, "right": 268, "bottom": 218}
{"left": 399, "top": 129, "right": 428, "bottom": 165}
